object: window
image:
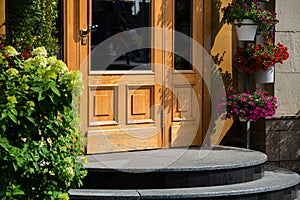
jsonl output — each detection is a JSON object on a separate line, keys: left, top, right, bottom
{"left": 174, "top": 0, "right": 192, "bottom": 70}
{"left": 91, "top": 0, "right": 151, "bottom": 71}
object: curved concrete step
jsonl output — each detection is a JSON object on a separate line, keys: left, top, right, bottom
{"left": 83, "top": 146, "right": 267, "bottom": 188}
{"left": 69, "top": 166, "right": 300, "bottom": 200}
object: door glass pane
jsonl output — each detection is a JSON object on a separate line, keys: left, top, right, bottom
{"left": 91, "top": 0, "right": 151, "bottom": 71}
{"left": 174, "top": 0, "right": 192, "bottom": 70}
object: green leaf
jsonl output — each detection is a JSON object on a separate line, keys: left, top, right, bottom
{"left": 26, "top": 116, "right": 36, "bottom": 124}
{"left": 10, "top": 108, "right": 18, "bottom": 116}
{"left": 33, "top": 162, "right": 39, "bottom": 170}
{"left": 11, "top": 184, "right": 25, "bottom": 196}
{"left": 38, "top": 91, "right": 46, "bottom": 101}
{"left": 50, "top": 84, "right": 61, "bottom": 97}
{"left": 1, "top": 124, "right": 6, "bottom": 132}
{"left": 12, "top": 162, "right": 18, "bottom": 171}
{"left": 8, "top": 112, "right": 18, "bottom": 124}
{"left": 49, "top": 95, "right": 58, "bottom": 105}
{"left": 30, "top": 87, "right": 41, "bottom": 92}
{"left": 1, "top": 112, "right": 7, "bottom": 119}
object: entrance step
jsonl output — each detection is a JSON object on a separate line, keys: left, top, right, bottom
{"left": 82, "top": 146, "right": 267, "bottom": 188}
{"left": 69, "top": 166, "right": 300, "bottom": 200}
{"left": 69, "top": 146, "right": 300, "bottom": 200}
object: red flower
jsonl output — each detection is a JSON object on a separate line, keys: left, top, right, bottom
{"left": 234, "top": 39, "right": 289, "bottom": 73}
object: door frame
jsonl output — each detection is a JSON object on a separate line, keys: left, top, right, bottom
{"left": 63, "top": 0, "right": 212, "bottom": 153}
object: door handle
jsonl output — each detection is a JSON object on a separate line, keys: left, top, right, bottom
{"left": 80, "top": 25, "right": 98, "bottom": 37}
{"left": 80, "top": 28, "right": 90, "bottom": 37}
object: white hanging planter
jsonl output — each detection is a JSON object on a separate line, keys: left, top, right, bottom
{"left": 254, "top": 67, "right": 274, "bottom": 83}
{"left": 239, "top": 117, "right": 247, "bottom": 122}
{"left": 234, "top": 19, "right": 258, "bottom": 41}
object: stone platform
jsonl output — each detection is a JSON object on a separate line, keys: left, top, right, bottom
{"left": 69, "top": 146, "right": 300, "bottom": 200}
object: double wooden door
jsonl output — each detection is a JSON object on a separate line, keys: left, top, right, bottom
{"left": 64, "top": 0, "right": 211, "bottom": 154}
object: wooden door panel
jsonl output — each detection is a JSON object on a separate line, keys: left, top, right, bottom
{"left": 171, "top": 124, "right": 199, "bottom": 147}
{"left": 172, "top": 84, "right": 195, "bottom": 121}
{"left": 89, "top": 86, "right": 118, "bottom": 126}
{"left": 87, "top": 127, "right": 161, "bottom": 154}
{"left": 86, "top": 71, "right": 161, "bottom": 153}
{"left": 128, "top": 86, "right": 154, "bottom": 123}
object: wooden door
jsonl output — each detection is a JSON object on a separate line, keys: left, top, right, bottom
{"left": 64, "top": 0, "right": 210, "bottom": 154}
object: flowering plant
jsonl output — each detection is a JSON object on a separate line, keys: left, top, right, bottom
{"left": 235, "top": 39, "right": 289, "bottom": 73}
{"left": 222, "top": 0, "right": 278, "bottom": 38}
{"left": 0, "top": 45, "right": 86, "bottom": 199}
{"left": 223, "top": 88, "right": 277, "bottom": 121}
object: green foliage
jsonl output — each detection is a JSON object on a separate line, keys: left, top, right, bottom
{"left": 0, "top": 46, "right": 86, "bottom": 200}
{"left": 6, "top": 0, "right": 59, "bottom": 55}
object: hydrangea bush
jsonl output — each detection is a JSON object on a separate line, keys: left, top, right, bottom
{"left": 219, "top": 88, "right": 278, "bottom": 122}
{"left": 0, "top": 45, "right": 86, "bottom": 199}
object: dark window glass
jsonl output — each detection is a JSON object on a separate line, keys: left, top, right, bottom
{"left": 174, "top": 0, "right": 192, "bottom": 70}
{"left": 91, "top": 0, "right": 151, "bottom": 71}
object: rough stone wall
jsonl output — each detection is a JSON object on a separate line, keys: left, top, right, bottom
{"left": 275, "top": 0, "right": 300, "bottom": 116}
{"left": 250, "top": 118, "right": 300, "bottom": 174}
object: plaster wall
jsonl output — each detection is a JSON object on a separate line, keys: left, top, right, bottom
{"left": 210, "top": 0, "right": 235, "bottom": 144}
{"left": 0, "top": 0, "right": 5, "bottom": 36}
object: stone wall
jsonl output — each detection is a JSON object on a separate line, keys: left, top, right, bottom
{"left": 275, "top": 0, "right": 300, "bottom": 116}
{"left": 250, "top": 118, "right": 300, "bottom": 174}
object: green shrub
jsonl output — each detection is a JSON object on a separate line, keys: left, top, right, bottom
{"left": 0, "top": 45, "right": 86, "bottom": 200}
{"left": 6, "top": 0, "right": 59, "bottom": 55}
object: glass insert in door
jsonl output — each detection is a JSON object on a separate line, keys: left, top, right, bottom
{"left": 174, "top": 0, "right": 192, "bottom": 70}
{"left": 91, "top": 0, "right": 151, "bottom": 71}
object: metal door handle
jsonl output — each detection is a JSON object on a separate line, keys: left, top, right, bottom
{"left": 80, "top": 28, "right": 90, "bottom": 37}
{"left": 80, "top": 25, "right": 98, "bottom": 37}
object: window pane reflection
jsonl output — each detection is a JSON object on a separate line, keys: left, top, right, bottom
{"left": 91, "top": 0, "right": 151, "bottom": 71}
{"left": 174, "top": 0, "right": 192, "bottom": 70}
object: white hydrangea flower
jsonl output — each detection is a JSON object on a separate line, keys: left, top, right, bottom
{"left": 31, "top": 55, "right": 48, "bottom": 68}
{"left": 66, "top": 167, "right": 75, "bottom": 178}
{"left": 31, "top": 47, "right": 48, "bottom": 57}
{"left": 6, "top": 68, "right": 19, "bottom": 76}
{"left": 50, "top": 60, "right": 68, "bottom": 73}
{"left": 47, "top": 56, "right": 57, "bottom": 65}
{"left": 3, "top": 46, "right": 19, "bottom": 57}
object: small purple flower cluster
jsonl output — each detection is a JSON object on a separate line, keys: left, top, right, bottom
{"left": 223, "top": 88, "right": 278, "bottom": 122}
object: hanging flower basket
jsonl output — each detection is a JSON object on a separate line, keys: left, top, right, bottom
{"left": 234, "top": 19, "right": 258, "bottom": 41}
{"left": 254, "top": 67, "right": 274, "bottom": 83}
{"left": 222, "top": 0, "right": 278, "bottom": 38}
{"left": 235, "top": 39, "right": 289, "bottom": 74}
{"left": 219, "top": 88, "right": 278, "bottom": 122}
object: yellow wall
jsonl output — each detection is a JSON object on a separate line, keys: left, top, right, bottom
{"left": 210, "top": 0, "right": 235, "bottom": 144}
{"left": 0, "top": 0, "right": 5, "bottom": 36}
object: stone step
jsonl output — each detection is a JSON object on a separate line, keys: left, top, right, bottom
{"left": 69, "top": 166, "right": 300, "bottom": 200}
{"left": 82, "top": 146, "right": 267, "bottom": 189}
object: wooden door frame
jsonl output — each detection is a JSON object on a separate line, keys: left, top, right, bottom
{"left": 63, "top": 0, "right": 212, "bottom": 153}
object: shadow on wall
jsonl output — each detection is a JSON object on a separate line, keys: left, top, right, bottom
{"left": 211, "top": 0, "right": 235, "bottom": 91}
{"left": 212, "top": 0, "right": 224, "bottom": 48}
{"left": 211, "top": 52, "right": 233, "bottom": 91}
